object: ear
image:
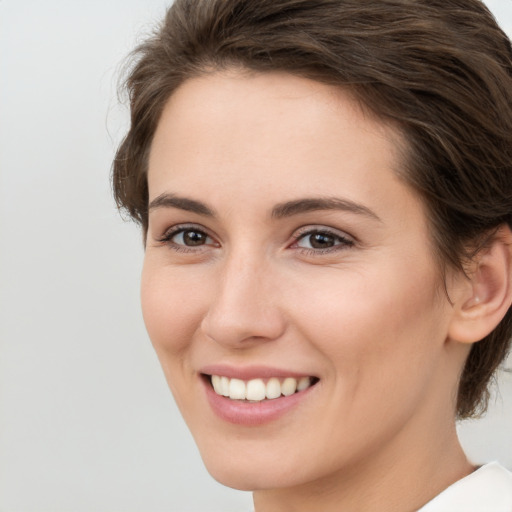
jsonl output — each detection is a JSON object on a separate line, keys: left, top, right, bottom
{"left": 448, "top": 224, "right": 512, "bottom": 344}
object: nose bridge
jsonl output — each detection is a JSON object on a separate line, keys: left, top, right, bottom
{"left": 201, "top": 244, "right": 285, "bottom": 346}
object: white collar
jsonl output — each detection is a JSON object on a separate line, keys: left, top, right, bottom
{"left": 418, "top": 462, "right": 512, "bottom": 511}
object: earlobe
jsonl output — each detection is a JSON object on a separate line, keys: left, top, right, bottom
{"left": 448, "top": 224, "right": 512, "bottom": 344}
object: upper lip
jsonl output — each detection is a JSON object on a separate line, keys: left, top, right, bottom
{"left": 200, "top": 364, "right": 317, "bottom": 381}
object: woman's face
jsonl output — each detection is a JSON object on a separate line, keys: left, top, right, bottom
{"left": 142, "top": 71, "right": 463, "bottom": 490}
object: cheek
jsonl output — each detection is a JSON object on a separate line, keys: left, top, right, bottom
{"left": 279, "top": 264, "right": 450, "bottom": 461}
{"left": 140, "top": 261, "right": 206, "bottom": 356}
{"left": 286, "top": 260, "right": 446, "bottom": 379}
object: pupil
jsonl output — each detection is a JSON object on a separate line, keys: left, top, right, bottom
{"left": 184, "top": 230, "right": 205, "bottom": 246}
{"left": 310, "top": 233, "right": 334, "bottom": 248}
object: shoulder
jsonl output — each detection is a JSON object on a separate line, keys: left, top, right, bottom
{"left": 418, "top": 462, "right": 512, "bottom": 512}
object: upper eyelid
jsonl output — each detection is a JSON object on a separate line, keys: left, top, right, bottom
{"left": 158, "top": 223, "right": 213, "bottom": 239}
{"left": 292, "top": 225, "right": 355, "bottom": 241}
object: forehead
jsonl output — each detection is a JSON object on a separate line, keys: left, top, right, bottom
{"left": 148, "top": 71, "right": 407, "bottom": 202}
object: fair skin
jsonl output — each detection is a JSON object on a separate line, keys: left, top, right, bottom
{"left": 141, "top": 70, "right": 508, "bottom": 511}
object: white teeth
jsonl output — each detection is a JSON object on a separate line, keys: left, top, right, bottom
{"left": 297, "top": 376, "right": 310, "bottom": 391}
{"left": 281, "top": 377, "right": 297, "bottom": 396}
{"left": 210, "top": 375, "right": 314, "bottom": 401}
{"left": 220, "top": 376, "right": 230, "bottom": 397}
{"left": 229, "top": 378, "right": 246, "bottom": 399}
{"left": 266, "top": 377, "right": 281, "bottom": 399}
{"left": 211, "top": 375, "right": 222, "bottom": 394}
{"left": 246, "top": 379, "right": 267, "bottom": 401}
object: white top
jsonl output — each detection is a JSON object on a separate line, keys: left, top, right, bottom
{"left": 418, "top": 462, "right": 512, "bottom": 511}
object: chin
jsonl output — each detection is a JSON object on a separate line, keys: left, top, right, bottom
{"left": 202, "top": 455, "right": 296, "bottom": 491}
{"left": 193, "top": 440, "right": 270, "bottom": 490}
{"left": 207, "top": 466, "right": 265, "bottom": 491}
{"left": 193, "top": 432, "right": 332, "bottom": 492}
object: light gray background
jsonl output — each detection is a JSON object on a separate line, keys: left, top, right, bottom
{"left": 0, "top": 1, "right": 511, "bottom": 511}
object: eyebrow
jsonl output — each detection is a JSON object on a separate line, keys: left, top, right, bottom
{"left": 271, "top": 197, "right": 381, "bottom": 222}
{"left": 148, "top": 192, "right": 380, "bottom": 222}
{"left": 148, "top": 193, "right": 215, "bottom": 216}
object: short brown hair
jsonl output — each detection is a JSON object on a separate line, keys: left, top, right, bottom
{"left": 113, "top": 0, "right": 512, "bottom": 418}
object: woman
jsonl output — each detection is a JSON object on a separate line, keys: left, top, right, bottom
{"left": 113, "top": 1, "right": 512, "bottom": 510}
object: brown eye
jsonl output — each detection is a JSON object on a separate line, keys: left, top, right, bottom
{"left": 183, "top": 230, "right": 207, "bottom": 246}
{"left": 308, "top": 232, "right": 336, "bottom": 249}
{"left": 171, "top": 229, "right": 213, "bottom": 247}
{"left": 295, "top": 229, "right": 354, "bottom": 251}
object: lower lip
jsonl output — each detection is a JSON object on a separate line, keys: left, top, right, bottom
{"left": 202, "top": 377, "right": 316, "bottom": 426}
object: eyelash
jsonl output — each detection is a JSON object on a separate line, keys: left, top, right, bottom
{"left": 156, "top": 224, "right": 354, "bottom": 255}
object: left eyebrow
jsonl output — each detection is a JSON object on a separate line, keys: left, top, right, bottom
{"left": 271, "top": 197, "right": 382, "bottom": 222}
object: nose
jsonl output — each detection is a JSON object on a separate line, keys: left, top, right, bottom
{"left": 200, "top": 249, "right": 286, "bottom": 348}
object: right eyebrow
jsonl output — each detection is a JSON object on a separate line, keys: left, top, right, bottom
{"left": 148, "top": 193, "right": 216, "bottom": 217}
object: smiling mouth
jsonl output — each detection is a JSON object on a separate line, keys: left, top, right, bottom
{"left": 205, "top": 375, "right": 319, "bottom": 402}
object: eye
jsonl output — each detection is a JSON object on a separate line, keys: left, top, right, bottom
{"left": 293, "top": 228, "right": 354, "bottom": 252}
{"left": 172, "top": 229, "right": 211, "bottom": 247}
{"left": 157, "top": 225, "right": 218, "bottom": 251}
